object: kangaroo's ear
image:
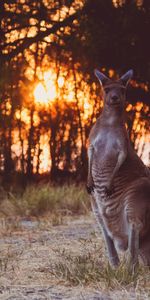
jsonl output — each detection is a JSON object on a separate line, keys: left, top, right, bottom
{"left": 94, "top": 69, "right": 109, "bottom": 86}
{"left": 120, "top": 70, "right": 133, "bottom": 86}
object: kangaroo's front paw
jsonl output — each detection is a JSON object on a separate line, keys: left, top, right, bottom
{"left": 86, "top": 184, "right": 95, "bottom": 194}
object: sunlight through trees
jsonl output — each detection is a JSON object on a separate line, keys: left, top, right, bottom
{"left": 0, "top": 0, "right": 149, "bottom": 183}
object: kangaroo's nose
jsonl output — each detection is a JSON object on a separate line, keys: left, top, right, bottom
{"left": 111, "top": 95, "right": 119, "bottom": 101}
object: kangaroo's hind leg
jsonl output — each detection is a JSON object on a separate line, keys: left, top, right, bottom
{"left": 91, "top": 196, "right": 120, "bottom": 267}
{"left": 128, "top": 222, "right": 141, "bottom": 273}
{"left": 139, "top": 218, "right": 150, "bottom": 266}
{"left": 140, "top": 243, "right": 150, "bottom": 266}
{"left": 126, "top": 178, "right": 150, "bottom": 272}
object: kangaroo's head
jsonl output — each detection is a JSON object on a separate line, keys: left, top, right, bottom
{"left": 94, "top": 69, "right": 133, "bottom": 110}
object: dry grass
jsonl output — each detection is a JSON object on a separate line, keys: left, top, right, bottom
{"left": 0, "top": 213, "right": 149, "bottom": 299}
{"left": 0, "top": 183, "right": 90, "bottom": 217}
{"left": 0, "top": 185, "right": 149, "bottom": 299}
{"left": 0, "top": 247, "right": 23, "bottom": 275}
{"left": 50, "top": 248, "right": 150, "bottom": 289}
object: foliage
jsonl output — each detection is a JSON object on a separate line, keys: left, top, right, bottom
{"left": 0, "top": 0, "right": 149, "bottom": 181}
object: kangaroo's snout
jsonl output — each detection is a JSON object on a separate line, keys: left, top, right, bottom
{"left": 110, "top": 94, "right": 120, "bottom": 105}
{"left": 111, "top": 95, "right": 119, "bottom": 101}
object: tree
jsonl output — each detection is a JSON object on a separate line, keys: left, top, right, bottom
{"left": 0, "top": 0, "right": 149, "bottom": 183}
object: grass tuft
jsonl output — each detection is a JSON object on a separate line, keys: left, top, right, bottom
{"left": 4, "top": 183, "right": 90, "bottom": 217}
{"left": 50, "top": 249, "right": 150, "bottom": 289}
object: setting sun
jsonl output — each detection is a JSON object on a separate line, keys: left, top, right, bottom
{"left": 34, "top": 83, "right": 48, "bottom": 104}
{"left": 34, "top": 71, "right": 58, "bottom": 104}
{"left": 34, "top": 82, "right": 57, "bottom": 104}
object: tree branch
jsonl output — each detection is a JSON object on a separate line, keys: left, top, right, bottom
{"left": 2, "top": 9, "right": 82, "bottom": 61}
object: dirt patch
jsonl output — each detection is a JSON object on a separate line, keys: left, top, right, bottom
{"left": 0, "top": 215, "right": 149, "bottom": 300}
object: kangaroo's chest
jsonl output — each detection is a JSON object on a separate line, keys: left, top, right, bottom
{"left": 93, "top": 130, "right": 121, "bottom": 163}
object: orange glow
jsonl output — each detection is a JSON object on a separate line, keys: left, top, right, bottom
{"left": 34, "top": 71, "right": 65, "bottom": 104}
{"left": 33, "top": 70, "right": 66, "bottom": 104}
{"left": 136, "top": 102, "right": 143, "bottom": 112}
{"left": 109, "top": 69, "right": 115, "bottom": 78}
{"left": 15, "top": 108, "right": 30, "bottom": 124}
{"left": 18, "top": 67, "right": 150, "bottom": 172}
{"left": 33, "top": 133, "right": 51, "bottom": 174}
{"left": 58, "top": 76, "right": 64, "bottom": 88}
{"left": 34, "top": 81, "right": 57, "bottom": 104}
{"left": 34, "top": 83, "right": 49, "bottom": 104}
{"left": 126, "top": 104, "right": 132, "bottom": 112}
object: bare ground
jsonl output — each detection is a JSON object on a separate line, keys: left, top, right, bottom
{"left": 0, "top": 215, "right": 149, "bottom": 300}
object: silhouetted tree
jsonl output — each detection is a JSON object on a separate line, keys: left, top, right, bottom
{"left": 0, "top": 0, "right": 149, "bottom": 184}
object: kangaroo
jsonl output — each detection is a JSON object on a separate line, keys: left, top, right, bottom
{"left": 87, "top": 69, "right": 150, "bottom": 272}
{"left": 87, "top": 70, "right": 132, "bottom": 195}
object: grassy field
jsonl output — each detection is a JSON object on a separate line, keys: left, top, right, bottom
{"left": 0, "top": 183, "right": 90, "bottom": 218}
{"left": 0, "top": 184, "right": 149, "bottom": 299}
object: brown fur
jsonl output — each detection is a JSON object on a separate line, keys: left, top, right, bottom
{"left": 88, "top": 70, "right": 150, "bottom": 271}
